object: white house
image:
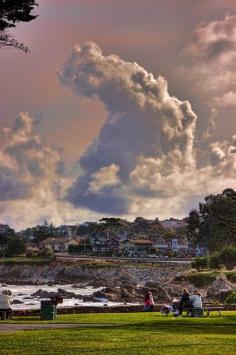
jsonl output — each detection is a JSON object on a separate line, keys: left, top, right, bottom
{"left": 39, "top": 237, "right": 79, "bottom": 253}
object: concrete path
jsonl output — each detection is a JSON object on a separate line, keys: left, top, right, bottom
{"left": 0, "top": 323, "right": 114, "bottom": 332}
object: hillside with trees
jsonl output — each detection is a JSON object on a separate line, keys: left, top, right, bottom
{"left": 187, "top": 188, "right": 236, "bottom": 252}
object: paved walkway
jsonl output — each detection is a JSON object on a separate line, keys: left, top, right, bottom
{"left": 0, "top": 323, "right": 114, "bottom": 332}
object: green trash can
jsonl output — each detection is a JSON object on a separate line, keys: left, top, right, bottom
{"left": 40, "top": 300, "right": 57, "bottom": 320}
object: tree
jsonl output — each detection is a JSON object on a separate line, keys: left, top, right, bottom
{"left": 191, "top": 256, "right": 209, "bottom": 272}
{"left": 209, "top": 246, "right": 236, "bottom": 270}
{"left": 99, "top": 218, "right": 127, "bottom": 238}
{"left": 209, "top": 253, "right": 222, "bottom": 270}
{"left": 5, "top": 236, "right": 26, "bottom": 257}
{"left": 32, "top": 226, "right": 51, "bottom": 246}
{"left": 0, "top": 0, "right": 38, "bottom": 51}
{"left": 218, "top": 246, "right": 236, "bottom": 270}
{"left": 187, "top": 189, "right": 236, "bottom": 252}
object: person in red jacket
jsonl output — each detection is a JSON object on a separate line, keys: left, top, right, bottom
{"left": 143, "top": 291, "right": 155, "bottom": 311}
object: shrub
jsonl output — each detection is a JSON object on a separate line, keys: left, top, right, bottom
{"left": 5, "top": 237, "right": 26, "bottom": 257}
{"left": 166, "top": 249, "right": 174, "bottom": 258}
{"left": 227, "top": 273, "right": 236, "bottom": 283}
{"left": 187, "top": 272, "right": 216, "bottom": 287}
{"left": 37, "top": 248, "right": 54, "bottom": 259}
{"left": 219, "top": 246, "right": 236, "bottom": 270}
{"left": 209, "top": 254, "right": 222, "bottom": 270}
{"left": 225, "top": 291, "right": 236, "bottom": 304}
{"left": 191, "top": 256, "right": 209, "bottom": 271}
{"left": 209, "top": 246, "right": 236, "bottom": 270}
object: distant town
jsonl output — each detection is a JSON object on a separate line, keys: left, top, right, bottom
{"left": 0, "top": 217, "right": 206, "bottom": 259}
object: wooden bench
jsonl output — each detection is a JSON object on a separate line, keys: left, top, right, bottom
{"left": 182, "top": 307, "right": 204, "bottom": 317}
{"left": 204, "top": 306, "right": 224, "bottom": 317}
{"left": 183, "top": 306, "right": 224, "bottom": 317}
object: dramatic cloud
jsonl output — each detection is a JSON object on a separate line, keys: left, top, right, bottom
{"left": 179, "top": 15, "right": 236, "bottom": 108}
{"left": 0, "top": 113, "right": 99, "bottom": 229}
{"left": 57, "top": 41, "right": 234, "bottom": 218}
{"left": 213, "top": 92, "right": 236, "bottom": 108}
{"left": 88, "top": 164, "right": 121, "bottom": 194}
{"left": 2, "top": 33, "right": 236, "bottom": 228}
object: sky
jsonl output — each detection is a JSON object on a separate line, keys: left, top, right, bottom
{"left": 0, "top": 0, "right": 236, "bottom": 230}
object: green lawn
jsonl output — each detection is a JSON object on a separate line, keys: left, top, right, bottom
{"left": 0, "top": 312, "right": 236, "bottom": 354}
{"left": 0, "top": 257, "right": 54, "bottom": 265}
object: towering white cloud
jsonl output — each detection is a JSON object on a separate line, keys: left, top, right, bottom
{"left": 58, "top": 42, "right": 236, "bottom": 219}
{"left": 178, "top": 14, "right": 236, "bottom": 139}
{"left": 3, "top": 32, "right": 236, "bottom": 228}
{"left": 59, "top": 42, "right": 197, "bottom": 215}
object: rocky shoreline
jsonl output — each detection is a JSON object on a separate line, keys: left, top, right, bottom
{"left": 0, "top": 261, "right": 188, "bottom": 285}
{"left": 1, "top": 262, "right": 236, "bottom": 306}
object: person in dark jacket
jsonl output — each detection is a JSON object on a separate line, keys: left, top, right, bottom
{"left": 178, "top": 288, "right": 191, "bottom": 316}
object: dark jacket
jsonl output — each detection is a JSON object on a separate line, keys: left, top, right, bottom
{"left": 180, "top": 293, "right": 191, "bottom": 307}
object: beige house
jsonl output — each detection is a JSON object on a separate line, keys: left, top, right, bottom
{"left": 39, "top": 237, "right": 79, "bottom": 253}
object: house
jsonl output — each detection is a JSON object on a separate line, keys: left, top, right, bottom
{"left": 39, "top": 237, "right": 79, "bottom": 253}
{"left": 91, "top": 236, "right": 120, "bottom": 255}
{"left": 171, "top": 238, "right": 189, "bottom": 255}
{"left": 0, "top": 224, "right": 11, "bottom": 233}
{"left": 123, "top": 239, "right": 154, "bottom": 257}
{"left": 153, "top": 236, "right": 190, "bottom": 255}
{"left": 53, "top": 225, "right": 77, "bottom": 237}
{"left": 160, "top": 218, "right": 187, "bottom": 230}
{"left": 153, "top": 237, "right": 169, "bottom": 253}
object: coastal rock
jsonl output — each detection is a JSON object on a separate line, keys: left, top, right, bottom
{"left": 12, "top": 299, "right": 24, "bottom": 304}
{"left": 57, "top": 288, "right": 77, "bottom": 298}
{"left": 31, "top": 289, "right": 57, "bottom": 299}
{"left": 47, "top": 282, "right": 54, "bottom": 286}
{"left": 144, "top": 282, "right": 171, "bottom": 302}
{"left": 82, "top": 295, "right": 97, "bottom": 302}
{"left": 207, "top": 274, "right": 235, "bottom": 300}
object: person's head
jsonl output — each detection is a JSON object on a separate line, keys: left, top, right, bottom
{"left": 2, "top": 290, "right": 11, "bottom": 296}
{"left": 183, "top": 288, "right": 190, "bottom": 295}
{"left": 194, "top": 290, "right": 201, "bottom": 296}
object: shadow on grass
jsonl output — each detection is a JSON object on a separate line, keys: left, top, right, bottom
{"left": 110, "top": 319, "right": 236, "bottom": 336}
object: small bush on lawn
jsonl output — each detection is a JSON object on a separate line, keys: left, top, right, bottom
{"left": 225, "top": 291, "right": 236, "bottom": 304}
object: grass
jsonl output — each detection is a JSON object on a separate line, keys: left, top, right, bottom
{"left": 0, "top": 257, "right": 54, "bottom": 265}
{"left": 0, "top": 312, "right": 236, "bottom": 354}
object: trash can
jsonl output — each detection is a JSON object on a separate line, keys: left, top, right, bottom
{"left": 40, "top": 300, "right": 57, "bottom": 320}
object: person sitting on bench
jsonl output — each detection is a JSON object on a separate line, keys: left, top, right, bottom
{"left": 190, "top": 290, "right": 203, "bottom": 308}
{"left": 0, "top": 290, "right": 12, "bottom": 320}
{"left": 178, "top": 288, "right": 191, "bottom": 316}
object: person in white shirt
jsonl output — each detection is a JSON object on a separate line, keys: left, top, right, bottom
{"left": 190, "top": 290, "right": 203, "bottom": 308}
{"left": 0, "top": 290, "right": 12, "bottom": 320}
